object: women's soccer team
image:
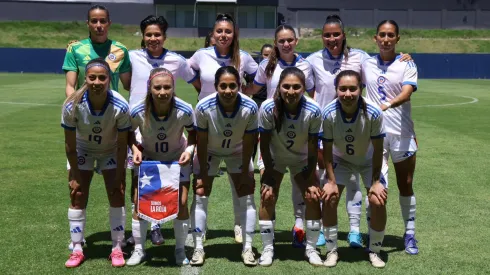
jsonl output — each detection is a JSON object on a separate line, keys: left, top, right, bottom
{"left": 62, "top": 4, "right": 419, "bottom": 269}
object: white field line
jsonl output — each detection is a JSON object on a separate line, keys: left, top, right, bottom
{"left": 412, "top": 96, "right": 478, "bottom": 108}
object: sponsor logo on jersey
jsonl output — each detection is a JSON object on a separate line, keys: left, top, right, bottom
{"left": 94, "top": 121, "right": 101, "bottom": 125}
{"left": 288, "top": 124, "right": 295, "bottom": 129}
{"left": 83, "top": 55, "right": 91, "bottom": 62}
{"left": 377, "top": 76, "right": 387, "bottom": 86}
{"left": 225, "top": 123, "right": 232, "bottom": 128}
{"left": 108, "top": 53, "right": 116, "bottom": 61}
{"left": 333, "top": 68, "right": 341, "bottom": 74}
{"left": 157, "top": 133, "right": 167, "bottom": 140}
{"left": 286, "top": 131, "right": 296, "bottom": 139}
{"left": 158, "top": 126, "right": 165, "bottom": 131}
{"left": 152, "top": 63, "right": 159, "bottom": 68}
{"left": 223, "top": 130, "right": 233, "bottom": 137}
{"left": 92, "top": 127, "right": 102, "bottom": 134}
{"left": 77, "top": 156, "right": 86, "bottom": 165}
{"left": 345, "top": 135, "right": 355, "bottom": 142}
{"left": 346, "top": 128, "right": 352, "bottom": 132}
{"left": 106, "top": 158, "right": 116, "bottom": 166}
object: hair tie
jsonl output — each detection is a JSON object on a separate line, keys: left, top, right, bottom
{"left": 147, "top": 71, "right": 175, "bottom": 88}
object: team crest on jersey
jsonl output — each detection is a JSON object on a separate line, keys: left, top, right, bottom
{"left": 223, "top": 130, "right": 233, "bottom": 137}
{"left": 157, "top": 133, "right": 167, "bottom": 140}
{"left": 92, "top": 127, "right": 102, "bottom": 134}
{"left": 345, "top": 135, "right": 355, "bottom": 142}
{"left": 108, "top": 53, "right": 116, "bottom": 61}
{"left": 286, "top": 131, "right": 296, "bottom": 139}
{"left": 77, "top": 156, "right": 86, "bottom": 165}
{"left": 377, "top": 76, "right": 387, "bottom": 86}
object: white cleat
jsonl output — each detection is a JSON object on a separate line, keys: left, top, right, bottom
{"left": 258, "top": 248, "right": 274, "bottom": 267}
{"left": 305, "top": 248, "right": 323, "bottom": 266}
{"left": 190, "top": 248, "right": 205, "bottom": 266}
{"left": 234, "top": 225, "right": 243, "bottom": 244}
{"left": 175, "top": 248, "right": 190, "bottom": 266}
{"left": 324, "top": 249, "right": 339, "bottom": 267}
{"left": 126, "top": 249, "right": 145, "bottom": 266}
{"left": 369, "top": 252, "right": 386, "bottom": 268}
{"left": 241, "top": 248, "right": 257, "bottom": 266}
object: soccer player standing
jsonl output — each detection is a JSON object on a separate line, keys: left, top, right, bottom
{"left": 362, "top": 20, "right": 419, "bottom": 255}
{"left": 127, "top": 68, "right": 196, "bottom": 266}
{"left": 257, "top": 67, "right": 323, "bottom": 267}
{"left": 191, "top": 66, "right": 258, "bottom": 266}
{"left": 321, "top": 70, "right": 387, "bottom": 268}
{"left": 62, "top": 58, "right": 131, "bottom": 268}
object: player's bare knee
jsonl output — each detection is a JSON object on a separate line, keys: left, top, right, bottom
{"left": 369, "top": 195, "right": 386, "bottom": 208}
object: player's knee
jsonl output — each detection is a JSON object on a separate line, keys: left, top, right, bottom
{"left": 368, "top": 195, "right": 386, "bottom": 208}
{"left": 323, "top": 196, "right": 339, "bottom": 208}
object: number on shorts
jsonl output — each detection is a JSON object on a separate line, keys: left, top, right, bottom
{"left": 377, "top": 86, "right": 387, "bottom": 101}
{"left": 221, "top": 139, "right": 231, "bottom": 148}
{"left": 155, "top": 142, "right": 169, "bottom": 153}
{"left": 286, "top": 140, "right": 294, "bottom": 149}
{"left": 88, "top": 134, "right": 102, "bottom": 144}
{"left": 346, "top": 144, "right": 355, "bottom": 155}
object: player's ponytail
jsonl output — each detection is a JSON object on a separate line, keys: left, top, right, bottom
{"left": 334, "top": 70, "right": 366, "bottom": 118}
{"left": 143, "top": 67, "right": 176, "bottom": 130}
{"left": 265, "top": 25, "right": 296, "bottom": 79}
{"left": 64, "top": 58, "right": 111, "bottom": 120}
{"left": 214, "top": 14, "right": 240, "bottom": 72}
{"left": 324, "top": 15, "right": 350, "bottom": 60}
{"left": 273, "top": 67, "right": 306, "bottom": 133}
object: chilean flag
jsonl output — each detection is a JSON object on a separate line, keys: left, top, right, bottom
{"left": 137, "top": 161, "right": 180, "bottom": 224}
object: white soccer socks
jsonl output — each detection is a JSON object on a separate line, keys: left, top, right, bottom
{"left": 346, "top": 188, "right": 362, "bottom": 233}
{"left": 192, "top": 195, "right": 208, "bottom": 250}
{"left": 369, "top": 228, "right": 385, "bottom": 253}
{"left": 306, "top": 220, "right": 321, "bottom": 250}
{"left": 239, "top": 194, "right": 256, "bottom": 251}
{"left": 259, "top": 220, "right": 274, "bottom": 251}
{"left": 291, "top": 178, "right": 305, "bottom": 230}
{"left": 109, "top": 207, "right": 126, "bottom": 250}
{"left": 132, "top": 218, "right": 148, "bottom": 251}
{"left": 68, "top": 208, "right": 86, "bottom": 252}
{"left": 324, "top": 225, "right": 338, "bottom": 252}
{"left": 174, "top": 219, "right": 190, "bottom": 250}
{"left": 400, "top": 195, "right": 416, "bottom": 235}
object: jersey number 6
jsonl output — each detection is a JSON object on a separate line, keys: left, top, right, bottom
{"left": 346, "top": 144, "right": 355, "bottom": 155}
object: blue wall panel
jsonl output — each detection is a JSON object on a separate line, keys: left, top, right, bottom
{"left": 0, "top": 48, "right": 489, "bottom": 79}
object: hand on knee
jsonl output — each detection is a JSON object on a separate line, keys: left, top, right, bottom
{"left": 368, "top": 194, "right": 387, "bottom": 208}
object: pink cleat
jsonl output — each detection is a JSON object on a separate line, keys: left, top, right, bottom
{"left": 109, "top": 248, "right": 126, "bottom": 267}
{"left": 65, "top": 251, "right": 85, "bottom": 268}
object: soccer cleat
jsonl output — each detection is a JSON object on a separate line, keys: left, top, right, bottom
{"left": 292, "top": 226, "right": 306, "bottom": 248}
{"left": 258, "top": 247, "right": 274, "bottom": 267}
{"left": 109, "top": 248, "right": 126, "bottom": 267}
{"left": 347, "top": 231, "right": 363, "bottom": 248}
{"left": 305, "top": 249, "right": 323, "bottom": 266}
{"left": 323, "top": 249, "right": 339, "bottom": 267}
{"left": 404, "top": 234, "right": 419, "bottom": 255}
{"left": 126, "top": 249, "right": 145, "bottom": 266}
{"left": 126, "top": 236, "right": 135, "bottom": 246}
{"left": 234, "top": 225, "right": 243, "bottom": 244}
{"left": 175, "top": 248, "right": 190, "bottom": 266}
{"left": 316, "top": 231, "right": 326, "bottom": 246}
{"left": 190, "top": 248, "right": 205, "bottom": 266}
{"left": 369, "top": 251, "right": 386, "bottom": 268}
{"left": 241, "top": 248, "right": 257, "bottom": 266}
{"left": 65, "top": 251, "right": 85, "bottom": 268}
{"left": 150, "top": 229, "right": 164, "bottom": 245}
{"left": 68, "top": 239, "right": 86, "bottom": 251}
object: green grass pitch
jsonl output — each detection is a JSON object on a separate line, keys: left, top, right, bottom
{"left": 0, "top": 74, "right": 489, "bottom": 274}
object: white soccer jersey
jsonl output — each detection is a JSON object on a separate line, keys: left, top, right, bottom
{"left": 188, "top": 46, "right": 258, "bottom": 100}
{"left": 195, "top": 92, "right": 258, "bottom": 156}
{"left": 129, "top": 49, "right": 197, "bottom": 108}
{"left": 321, "top": 97, "right": 385, "bottom": 166}
{"left": 307, "top": 48, "right": 370, "bottom": 109}
{"left": 130, "top": 97, "right": 195, "bottom": 161}
{"left": 61, "top": 90, "right": 132, "bottom": 156}
{"left": 259, "top": 96, "right": 321, "bottom": 162}
{"left": 253, "top": 55, "right": 315, "bottom": 99}
{"left": 362, "top": 55, "right": 418, "bottom": 138}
